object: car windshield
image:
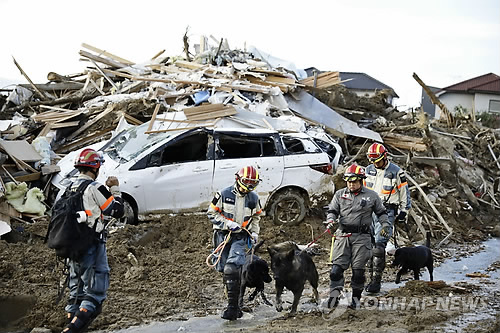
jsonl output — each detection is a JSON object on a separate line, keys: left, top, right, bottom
{"left": 102, "top": 122, "right": 178, "bottom": 163}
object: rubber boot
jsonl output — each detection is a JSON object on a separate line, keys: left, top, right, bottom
{"left": 327, "top": 287, "right": 342, "bottom": 309}
{"left": 61, "top": 307, "right": 93, "bottom": 333}
{"left": 348, "top": 289, "right": 363, "bottom": 310}
{"left": 221, "top": 273, "right": 242, "bottom": 320}
{"left": 365, "top": 272, "right": 382, "bottom": 293}
{"left": 366, "top": 249, "right": 385, "bottom": 293}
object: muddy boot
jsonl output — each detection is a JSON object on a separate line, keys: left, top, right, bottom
{"left": 221, "top": 273, "right": 242, "bottom": 320}
{"left": 327, "top": 287, "right": 342, "bottom": 309}
{"left": 61, "top": 307, "right": 96, "bottom": 333}
{"left": 348, "top": 289, "right": 363, "bottom": 310}
{"left": 365, "top": 245, "right": 385, "bottom": 293}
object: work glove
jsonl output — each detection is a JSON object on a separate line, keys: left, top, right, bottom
{"left": 251, "top": 232, "right": 258, "bottom": 245}
{"left": 325, "top": 219, "right": 337, "bottom": 230}
{"left": 380, "top": 225, "right": 391, "bottom": 238}
{"left": 226, "top": 221, "right": 240, "bottom": 232}
{"left": 396, "top": 211, "right": 407, "bottom": 224}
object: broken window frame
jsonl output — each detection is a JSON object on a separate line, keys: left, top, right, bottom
{"left": 214, "top": 131, "right": 282, "bottom": 160}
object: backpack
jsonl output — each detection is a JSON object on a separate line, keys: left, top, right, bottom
{"left": 45, "top": 180, "right": 98, "bottom": 260}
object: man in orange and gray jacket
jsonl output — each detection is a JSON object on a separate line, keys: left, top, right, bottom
{"left": 207, "top": 166, "right": 263, "bottom": 321}
{"left": 364, "top": 143, "right": 411, "bottom": 293}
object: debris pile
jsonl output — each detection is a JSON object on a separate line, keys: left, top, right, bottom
{"left": 0, "top": 34, "right": 499, "bottom": 246}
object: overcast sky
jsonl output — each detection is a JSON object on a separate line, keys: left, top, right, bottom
{"left": 1, "top": 0, "right": 499, "bottom": 109}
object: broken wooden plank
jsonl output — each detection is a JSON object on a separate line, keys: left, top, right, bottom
{"left": 79, "top": 50, "right": 127, "bottom": 69}
{"left": 406, "top": 174, "right": 453, "bottom": 234}
{"left": 408, "top": 209, "right": 427, "bottom": 238}
{"left": 0, "top": 139, "right": 42, "bottom": 162}
{"left": 12, "top": 57, "right": 50, "bottom": 101}
{"left": 56, "top": 128, "right": 113, "bottom": 154}
{"left": 487, "top": 144, "right": 500, "bottom": 170}
{"left": 147, "top": 104, "right": 161, "bottom": 132}
{"left": 14, "top": 171, "right": 41, "bottom": 183}
{"left": 81, "top": 43, "right": 134, "bottom": 66}
{"left": 67, "top": 106, "right": 115, "bottom": 141}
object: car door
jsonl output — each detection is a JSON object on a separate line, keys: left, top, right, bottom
{"left": 212, "top": 130, "right": 284, "bottom": 203}
{"left": 138, "top": 129, "right": 214, "bottom": 213}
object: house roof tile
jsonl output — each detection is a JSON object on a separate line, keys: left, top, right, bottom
{"left": 441, "top": 73, "right": 500, "bottom": 94}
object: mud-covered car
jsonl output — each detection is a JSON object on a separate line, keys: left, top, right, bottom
{"left": 51, "top": 122, "right": 341, "bottom": 225}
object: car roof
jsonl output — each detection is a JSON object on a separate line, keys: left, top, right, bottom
{"left": 213, "top": 127, "right": 278, "bottom": 135}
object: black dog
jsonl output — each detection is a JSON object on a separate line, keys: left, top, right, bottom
{"left": 239, "top": 241, "right": 273, "bottom": 309}
{"left": 392, "top": 232, "right": 433, "bottom": 284}
{"left": 267, "top": 241, "right": 319, "bottom": 314}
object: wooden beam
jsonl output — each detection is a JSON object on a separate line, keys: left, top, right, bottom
{"left": 67, "top": 105, "right": 115, "bottom": 140}
{"left": 81, "top": 43, "right": 134, "bottom": 65}
{"left": 79, "top": 50, "right": 126, "bottom": 69}
{"left": 407, "top": 174, "right": 453, "bottom": 234}
{"left": 12, "top": 57, "right": 50, "bottom": 101}
{"left": 147, "top": 104, "right": 161, "bottom": 132}
{"left": 413, "top": 72, "right": 454, "bottom": 127}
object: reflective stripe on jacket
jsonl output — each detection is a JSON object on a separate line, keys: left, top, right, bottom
{"left": 207, "top": 184, "right": 262, "bottom": 235}
{"left": 71, "top": 174, "right": 123, "bottom": 233}
{"left": 327, "top": 186, "right": 389, "bottom": 230}
{"left": 364, "top": 162, "right": 411, "bottom": 213}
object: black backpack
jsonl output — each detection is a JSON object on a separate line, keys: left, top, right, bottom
{"left": 46, "top": 180, "right": 98, "bottom": 260}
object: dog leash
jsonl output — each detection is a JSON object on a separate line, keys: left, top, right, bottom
{"left": 206, "top": 231, "right": 232, "bottom": 268}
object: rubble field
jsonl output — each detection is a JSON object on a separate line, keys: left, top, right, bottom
{"left": 0, "top": 211, "right": 499, "bottom": 333}
{"left": 1, "top": 34, "right": 500, "bottom": 333}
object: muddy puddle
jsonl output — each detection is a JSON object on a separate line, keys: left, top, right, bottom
{"left": 108, "top": 238, "right": 500, "bottom": 333}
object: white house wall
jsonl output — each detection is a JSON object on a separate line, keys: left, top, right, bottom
{"left": 434, "top": 92, "right": 500, "bottom": 117}
{"left": 474, "top": 93, "right": 500, "bottom": 113}
{"left": 435, "top": 93, "right": 473, "bottom": 117}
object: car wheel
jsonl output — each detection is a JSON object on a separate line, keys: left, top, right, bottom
{"left": 270, "top": 190, "right": 307, "bottom": 226}
{"left": 114, "top": 197, "right": 138, "bottom": 227}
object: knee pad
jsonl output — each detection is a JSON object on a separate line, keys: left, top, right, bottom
{"left": 352, "top": 269, "right": 365, "bottom": 285}
{"left": 223, "top": 263, "right": 240, "bottom": 276}
{"left": 372, "top": 243, "right": 386, "bottom": 258}
{"left": 330, "top": 265, "right": 344, "bottom": 281}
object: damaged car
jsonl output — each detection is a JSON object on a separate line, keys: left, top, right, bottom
{"left": 51, "top": 121, "right": 341, "bottom": 226}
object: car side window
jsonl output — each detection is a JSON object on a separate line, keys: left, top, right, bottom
{"left": 282, "top": 137, "right": 305, "bottom": 154}
{"left": 147, "top": 131, "right": 209, "bottom": 167}
{"left": 216, "top": 133, "right": 278, "bottom": 159}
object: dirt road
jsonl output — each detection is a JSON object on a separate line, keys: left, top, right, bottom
{"left": 0, "top": 214, "right": 499, "bottom": 333}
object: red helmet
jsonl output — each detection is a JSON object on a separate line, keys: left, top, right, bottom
{"left": 235, "top": 166, "right": 261, "bottom": 192}
{"left": 74, "top": 148, "right": 104, "bottom": 169}
{"left": 367, "top": 143, "right": 387, "bottom": 163}
{"left": 344, "top": 163, "right": 366, "bottom": 181}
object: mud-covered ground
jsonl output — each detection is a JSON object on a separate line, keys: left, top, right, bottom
{"left": 1, "top": 213, "right": 499, "bottom": 333}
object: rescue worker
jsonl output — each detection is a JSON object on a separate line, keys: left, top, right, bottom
{"left": 62, "top": 148, "right": 124, "bottom": 333}
{"left": 325, "top": 163, "right": 389, "bottom": 309}
{"left": 207, "top": 166, "right": 263, "bottom": 320}
{"left": 364, "top": 143, "right": 411, "bottom": 293}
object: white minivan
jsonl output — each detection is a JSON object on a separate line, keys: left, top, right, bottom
{"left": 51, "top": 122, "right": 341, "bottom": 225}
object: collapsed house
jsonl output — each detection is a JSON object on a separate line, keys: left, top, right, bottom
{"left": 0, "top": 35, "right": 499, "bottom": 247}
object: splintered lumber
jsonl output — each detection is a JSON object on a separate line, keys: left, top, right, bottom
{"left": 413, "top": 73, "right": 455, "bottom": 127}
{"left": 408, "top": 209, "right": 427, "bottom": 238}
{"left": 56, "top": 128, "right": 113, "bottom": 153}
{"left": 407, "top": 174, "right": 453, "bottom": 234}
{"left": 300, "top": 71, "right": 341, "bottom": 89}
{"left": 12, "top": 57, "right": 50, "bottom": 101}
{"left": 66, "top": 105, "right": 115, "bottom": 140}
{"left": 382, "top": 132, "right": 427, "bottom": 152}
{"left": 183, "top": 103, "right": 236, "bottom": 121}
{"left": 147, "top": 104, "right": 161, "bottom": 132}
{"left": 487, "top": 144, "right": 500, "bottom": 170}
{"left": 79, "top": 50, "right": 126, "bottom": 69}
{"left": 81, "top": 43, "right": 134, "bottom": 66}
